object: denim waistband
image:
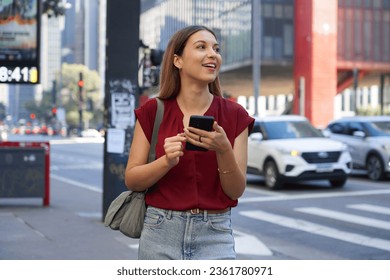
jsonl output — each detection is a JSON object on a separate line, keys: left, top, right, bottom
{"left": 147, "top": 206, "right": 231, "bottom": 220}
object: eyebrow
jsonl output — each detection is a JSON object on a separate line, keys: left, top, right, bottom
{"left": 193, "top": 40, "right": 219, "bottom": 46}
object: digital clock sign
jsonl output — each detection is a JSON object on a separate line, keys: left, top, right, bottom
{"left": 0, "top": 0, "right": 41, "bottom": 84}
{"left": 0, "top": 66, "right": 38, "bottom": 83}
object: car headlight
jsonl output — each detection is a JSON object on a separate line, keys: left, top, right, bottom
{"left": 276, "top": 147, "right": 301, "bottom": 156}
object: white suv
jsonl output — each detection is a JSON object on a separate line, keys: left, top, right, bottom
{"left": 247, "top": 115, "right": 352, "bottom": 189}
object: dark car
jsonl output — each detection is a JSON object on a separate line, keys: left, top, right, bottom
{"left": 325, "top": 116, "right": 390, "bottom": 180}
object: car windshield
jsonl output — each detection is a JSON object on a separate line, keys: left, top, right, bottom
{"left": 263, "top": 120, "right": 323, "bottom": 139}
{"left": 364, "top": 121, "right": 390, "bottom": 136}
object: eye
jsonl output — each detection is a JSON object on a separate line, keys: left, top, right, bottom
{"left": 214, "top": 47, "right": 220, "bottom": 53}
{"left": 196, "top": 44, "right": 206, "bottom": 49}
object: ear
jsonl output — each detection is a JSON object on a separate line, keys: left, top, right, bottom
{"left": 173, "top": 54, "right": 182, "bottom": 70}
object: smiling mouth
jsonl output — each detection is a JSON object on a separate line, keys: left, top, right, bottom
{"left": 202, "top": 63, "right": 217, "bottom": 69}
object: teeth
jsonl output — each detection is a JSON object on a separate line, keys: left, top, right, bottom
{"left": 204, "top": 64, "right": 216, "bottom": 68}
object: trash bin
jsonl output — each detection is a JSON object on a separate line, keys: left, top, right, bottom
{"left": 0, "top": 142, "right": 50, "bottom": 206}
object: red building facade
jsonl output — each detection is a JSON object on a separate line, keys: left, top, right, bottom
{"left": 293, "top": 0, "right": 390, "bottom": 127}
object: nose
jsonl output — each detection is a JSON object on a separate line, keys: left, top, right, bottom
{"left": 207, "top": 48, "right": 217, "bottom": 58}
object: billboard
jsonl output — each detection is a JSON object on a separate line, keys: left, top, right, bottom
{"left": 0, "top": 0, "right": 40, "bottom": 84}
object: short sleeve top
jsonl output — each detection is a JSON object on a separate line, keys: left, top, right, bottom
{"left": 134, "top": 96, "right": 254, "bottom": 211}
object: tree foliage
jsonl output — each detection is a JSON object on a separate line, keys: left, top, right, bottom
{"left": 25, "top": 63, "right": 102, "bottom": 128}
{"left": 60, "top": 63, "right": 102, "bottom": 127}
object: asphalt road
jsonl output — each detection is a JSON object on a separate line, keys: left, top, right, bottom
{"left": 46, "top": 138, "right": 390, "bottom": 260}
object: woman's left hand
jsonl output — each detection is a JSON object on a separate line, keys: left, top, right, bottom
{"left": 184, "top": 121, "right": 231, "bottom": 154}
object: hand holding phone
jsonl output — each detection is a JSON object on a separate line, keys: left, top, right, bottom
{"left": 186, "top": 115, "right": 214, "bottom": 151}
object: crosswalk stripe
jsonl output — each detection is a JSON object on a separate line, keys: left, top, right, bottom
{"left": 346, "top": 204, "right": 390, "bottom": 215}
{"left": 239, "top": 189, "right": 390, "bottom": 203}
{"left": 295, "top": 207, "right": 390, "bottom": 230}
{"left": 240, "top": 210, "right": 390, "bottom": 252}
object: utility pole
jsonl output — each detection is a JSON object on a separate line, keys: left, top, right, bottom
{"left": 252, "top": 0, "right": 261, "bottom": 116}
{"left": 352, "top": 68, "right": 359, "bottom": 114}
{"left": 102, "top": 0, "right": 140, "bottom": 218}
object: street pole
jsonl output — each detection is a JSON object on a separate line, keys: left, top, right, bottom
{"left": 103, "top": 0, "right": 140, "bottom": 218}
{"left": 252, "top": 0, "right": 261, "bottom": 116}
{"left": 78, "top": 72, "right": 84, "bottom": 133}
{"left": 52, "top": 80, "right": 57, "bottom": 107}
{"left": 379, "top": 74, "right": 384, "bottom": 115}
{"left": 352, "top": 68, "right": 358, "bottom": 114}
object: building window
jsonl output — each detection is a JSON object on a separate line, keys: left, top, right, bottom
{"left": 283, "top": 24, "right": 293, "bottom": 56}
{"left": 284, "top": 5, "right": 293, "bottom": 19}
{"left": 264, "top": 37, "right": 273, "bottom": 59}
{"left": 373, "top": 11, "right": 381, "bottom": 61}
{"left": 263, "top": 3, "right": 273, "bottom": 18}
{"left": 354, "top": 9, "right": 362, "bottom": 59}
{"left": 274, "top": 4, "right": 283, "bottom": 18}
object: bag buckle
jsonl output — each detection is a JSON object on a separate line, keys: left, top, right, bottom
{"left": 190, "top": 208, "right": 200, "bottom": 214}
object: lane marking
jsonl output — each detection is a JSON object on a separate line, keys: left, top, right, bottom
{"left": 239, "top": 189, "right": 390, "bottom": 203}
{"left": 234, "top": 229, "right": 273, "bottom": 256}
{"left": 126, "top": 229, "right": 274, "bottom": 256}
{"left": 50, "top": 138, "right": 104, "bottom": 144}
{"left": 240, "top": 210, "right": 390, "bottom": 252}
{"left": 51, "top": 174, "right": 102, "bottom": 193}
{"left": 245, "top": 186, "right": 286, "bottom": 197}
{"left": 347, "top": 204, "right": 390, "bottom": 216}
{"left": 295, "top": 207, "right": 390, "bottom": 230}
{"left": 51, "top": 164, "right": 103, "bottom": 171}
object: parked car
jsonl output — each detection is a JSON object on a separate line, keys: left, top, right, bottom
{"left": 81, "top": 128, "right": 102, "bottom": 138}
{"left": 247, "top": 115, "right": 352, "bottom": 189}
{"left": 324, "top": 116, "right": 390, "bottom": 181}
{"left": 0, "top": 125, "right": 7, "bottom": 141}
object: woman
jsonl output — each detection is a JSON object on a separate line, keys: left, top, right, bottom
{"left": 125, "top": 25, "right": 254, "bottom": 260}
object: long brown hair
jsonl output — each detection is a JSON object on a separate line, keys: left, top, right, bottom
{"left": 158, "top": 25, "right": 222, "bottom": 99}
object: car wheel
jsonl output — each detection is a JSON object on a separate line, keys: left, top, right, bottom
{"left": 366, "top": 154, "right": 384, "bottom": 181}
{"left": 264, "top": 160, "right": 283, "bottom": 190}
{"left": 329, "top": 177, "right": 347, "bottom": 188}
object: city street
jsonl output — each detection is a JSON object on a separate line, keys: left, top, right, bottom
{"left": 46, "top": 137, "right": 390, "bottom": 260}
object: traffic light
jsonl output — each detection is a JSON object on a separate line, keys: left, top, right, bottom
{"left": 52, "top": 107, "right": 57, "bottom": 117}
{"left": 78, "top": 72, "right": 84, "bottom": 92}
{"left": 150, "top": 49, "right": 164, "bottom": 66}
{"left": 78, "top": 72, "right": 83, "bottom": 131}
{"left": 30, "top": 113, "right": 36, "bottom": 120}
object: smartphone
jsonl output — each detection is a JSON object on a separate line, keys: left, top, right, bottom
{"left": 186, "top": 115, "right": 214, "bottom": 151}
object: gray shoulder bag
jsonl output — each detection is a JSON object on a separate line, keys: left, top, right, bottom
{"left": 104, "top": 98, "right": 164, "bottom": 238}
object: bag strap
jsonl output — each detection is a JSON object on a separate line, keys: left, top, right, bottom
{"left": 148, "top": 98, "right": 164, "bottom": 163}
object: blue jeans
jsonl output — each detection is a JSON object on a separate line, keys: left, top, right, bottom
{"left": 138, "top": 206, "right": 236, "bottom": 260}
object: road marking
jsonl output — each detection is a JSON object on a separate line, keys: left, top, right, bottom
{"left": 51, "top": 163, "right": 103, "bottom": 171}
{"left": 234, "top": 229, "right": 273, "bottom": 256}
{"left": 295, "top": 207, "right": 390, "bottom": 230}
{"left": 50, "top": 138, "right": 104, "bottom": 144}
{"left": 347, "top": 204, "right": 390, "bottom": 215}
{"left": 239, "top": 189, "right": 390, "bottom": 203}
{"left": 240, "top": 210, "right": 390, "bottom": 252}
{"left": 51, "top": 174, "right": 102, "bottom": 193}
{"left": 77, "top": 212, "right": 102, "bottom": 219}
{"left": 126, "top": 229, "right": 273, "bottom": 256}
{"left": 246, "top": 186, "right": 286, "bottom": 197}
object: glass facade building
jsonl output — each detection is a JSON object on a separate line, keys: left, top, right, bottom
{"left": 338, "top": 0, "right": 390, "bottom": 64}
{"left": 140, "top": 0, "right": 294, "bottom": 72}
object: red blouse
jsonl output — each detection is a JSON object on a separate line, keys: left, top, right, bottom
{"left": 134, "top": 96, "right": 254, "bottom": 210}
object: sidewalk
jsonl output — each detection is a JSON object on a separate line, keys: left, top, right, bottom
{"left": 0, "top": 176, "right": 139, "bottom": 260}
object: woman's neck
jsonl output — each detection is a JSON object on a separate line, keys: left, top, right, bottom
{"left": 177, "top": 89, "right": 213, "bottom": 116}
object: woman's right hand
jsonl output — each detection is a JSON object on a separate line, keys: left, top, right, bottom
{"left": 164, "top": 133, "right": 186, "bottom": 167}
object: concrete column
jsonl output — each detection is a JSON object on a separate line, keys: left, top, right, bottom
{"left": 294, "top": 0, "right": 338, "bottom": 127}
